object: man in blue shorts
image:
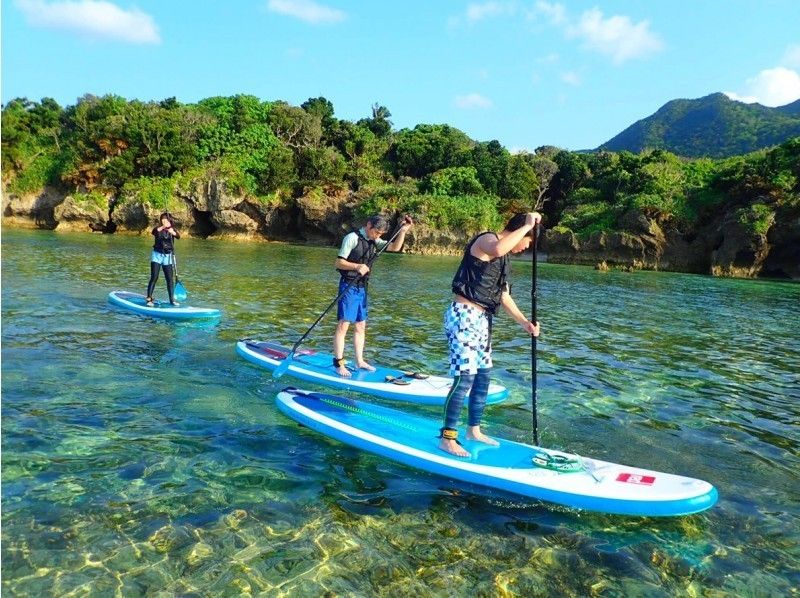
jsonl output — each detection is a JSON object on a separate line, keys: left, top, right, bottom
{"left": 333, "top": 214, "right": 413, "bottom": 377}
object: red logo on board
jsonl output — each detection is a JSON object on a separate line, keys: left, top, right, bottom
{"left": 616, "top": 473, "right": 656, "bottom": 485}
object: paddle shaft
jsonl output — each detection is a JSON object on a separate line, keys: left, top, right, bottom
{"left": 172, "top": 249, "right": 179, "bottom": 280}
{"left": 531, "top": 223, "right": 541, "bottom": 446}
{"left": 285, "top": 223, "right": 406, "bottom": 360}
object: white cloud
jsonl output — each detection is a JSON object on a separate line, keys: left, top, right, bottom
{"left": 267, "top": 0, "right": 345, "bottom": 25}
{"left": 782, "top": 44, "right": 800, "bottom": 69}
{"left": 531, "top": 3, "right": 662, "bottom": 64}
{"left": 560, "top": 71, "right": 580, "bottom": 86}
{"left": 15, "top": 0, "right": 160, "bottom": 43}
{"left": 455, "top": 93, "right": 493, "bottom": 109}
{"left": 725, "top": 67, "right": 800, "bottom": 107}
{"left": 466, "top": 1, "right": 515, "bottom": 22}
{"left": 533, "top": 0, "right": 566, "bottom": 25}
{"left": 567, "top": 8, "right": 662, "bottom": 64}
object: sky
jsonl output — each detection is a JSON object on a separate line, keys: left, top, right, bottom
{"left": 3, "top": 0, "right": 800, "bottom": 151}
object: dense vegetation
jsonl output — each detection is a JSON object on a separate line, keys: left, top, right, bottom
{"left": 599, "top": 93, "right": 800, "bottom": 158}
{"left": 2, "top": 94, "right": 799, "bottom": 238}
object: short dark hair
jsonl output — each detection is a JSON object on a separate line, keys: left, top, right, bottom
{"left": 159, "top": 212, "right": 174, "bottom": 225}
{"left": 503, "top": 213, "right": 529, "bottom": 232}
{"left": 367, "top": 215, "right": 390, "bottom": 232}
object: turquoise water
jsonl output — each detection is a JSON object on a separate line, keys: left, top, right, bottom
{"left": 2, "top": 229, "right": 799, "bottom": 596}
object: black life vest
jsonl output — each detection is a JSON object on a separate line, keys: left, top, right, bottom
{"left": 152, "top": 227, "right": 176, "bottom": 254}
{"left": 338, "top": 229, "right": 377, "bottom": 286}
{"left": 451, "top": 232, "right": 510, "bottom": 314}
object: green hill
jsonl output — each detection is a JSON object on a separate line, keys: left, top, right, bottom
{"left": 598, "top": 93, "right": 800, "bottom": 157}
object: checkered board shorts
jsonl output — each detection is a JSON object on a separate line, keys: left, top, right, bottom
{"left": 444, "top": 301, "right": 492, "bottom": 376}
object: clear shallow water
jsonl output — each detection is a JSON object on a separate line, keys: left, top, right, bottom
{"left": 2, "top": 229, "right": 799, "bottom": 596}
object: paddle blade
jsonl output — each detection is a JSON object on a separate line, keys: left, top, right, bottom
{"left": 272, "top": 355, "right": 293, "bottom": 379}
{"left": 174, "top": 281, "right": 188, "bottom": 302}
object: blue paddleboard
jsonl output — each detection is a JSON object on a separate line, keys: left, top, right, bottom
{"left": 108, "top": 291, "right": 221, "bottom": 320}
{"left": 237, "top": 339, "right": 508, "bottom": 405}
{"left": 276, "top": 388, "right": 718, "bottom": 517}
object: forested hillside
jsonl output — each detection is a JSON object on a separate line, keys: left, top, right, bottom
{"left": 599, "top": 93, "right": 800, "bottom": 158}
{"left": 2, "top": 94, "right": 799, "bottom": 278}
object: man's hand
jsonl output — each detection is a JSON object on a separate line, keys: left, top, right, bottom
{"left": 356, "top": 264, "right": 370, "bottom": 276}
{"left": 522, "top": 320, "right": 540, "bottom": 337}
{"left": 402, "top": 214, "right": 414, "bottom": 229}
{"left": 526, "top": 212, "right": 543, "bottom": 228}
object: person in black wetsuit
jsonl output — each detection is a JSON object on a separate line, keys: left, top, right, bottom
{"left": 439, "top": 212, "right": 542, "bottom": 458}
{"left": 145, "top": 212, "right": 181, "bottom": 307}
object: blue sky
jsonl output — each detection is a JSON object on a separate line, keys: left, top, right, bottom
{"left": 3, "top": 0, "right": 800, "bottom": 151}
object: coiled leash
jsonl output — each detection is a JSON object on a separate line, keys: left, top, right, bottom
{"left": 531, "top": 449, "right": 584, "bottom": 473}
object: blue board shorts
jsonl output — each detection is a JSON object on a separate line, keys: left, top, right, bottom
{"left": 150, "top": 251, "right": 174, "bottom": 266}
{"left": 337, "top": 281, "right": 368, "bottom": 322}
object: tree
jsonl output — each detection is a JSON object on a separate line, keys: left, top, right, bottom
{"left": 468, "top": 140, "right": 509, "bottom": 196}
{"left": 501, "top": 153, "right": 538, "bottom": 211}
{"left": 391, "top": 124, "right": 475, "bottom": 178}
{"left": 301, "top": 96, "right": 336, "bottom": 136}
{"left": 358, "top": 103, "right": 392, "bottom": 138}
{"left": 420, "top": 166, "right": 484, "bottom": 196}
{"left": 330, "top": 120, "right": 387, "bottom": 190}
{"left": 268, "top": 101, "right": 323, "bottom": 150}
{"left": 531, "top": 154, "right": 559, "bottom": 209}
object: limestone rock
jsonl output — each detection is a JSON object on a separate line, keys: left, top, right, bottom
{"left": 210, "top": 209, "right": 260, "bottom": 235}
{"left": 710, "top": 212, "right": 773, "bottom": 278}
{"left": 763, "top": 214, "right": 800, "bottom": 279}
{"left": 2, "top": 186, "right": 65, "bottom": 228}
{"left": 53, "top": 195, "right": 109, "bottom": 232}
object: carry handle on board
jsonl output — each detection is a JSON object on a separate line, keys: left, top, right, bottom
{"left": 273, "top": 219, "right": 409, "bottom": 379}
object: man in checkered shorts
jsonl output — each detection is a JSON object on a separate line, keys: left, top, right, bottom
{"left": 440, "top": 212, "right": 542, "bottom": 457}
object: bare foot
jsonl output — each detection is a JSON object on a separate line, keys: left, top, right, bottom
{"left": 439, "top": 438, "right": 471, "bottom": 458}
{"left": 335, "top": 364, "right": 351, "bottom": 378}
{"left": 466, "top": 427, "right": 499, "bottom": 446}
{"left": 356, "top": 361, "right": 376, "bottom": 372}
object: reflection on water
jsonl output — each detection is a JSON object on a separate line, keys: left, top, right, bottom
{"left": 2, "top": 229, "right": 799, "bottom": 595}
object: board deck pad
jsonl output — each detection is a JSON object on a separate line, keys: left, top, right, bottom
{"left": 237, "top": 339, "right": 509, "bottom": 405}
{"left": 108, "top": 291, "right": 221, "bottom": 320}
{"left": 276, "top": 388, "right": 718, "bottom": 517}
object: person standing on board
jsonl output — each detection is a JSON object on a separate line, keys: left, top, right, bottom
{"left": 333, "top": 214, "right": 413, "bottom": 377}
{"left": 439, "top": 212, "right": 542, "bottom": 457}
{"left": 145, "top": 212, "right": 181, "bottom": 307}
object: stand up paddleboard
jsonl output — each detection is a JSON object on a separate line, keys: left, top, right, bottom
{"left": 276, "top": 388, "right": 718, "bottom": 516}
{"left": 238, "top": 339, "right": 508, "bottom": 405}
{"left": 108, "top": 291, "right": 221, "bottom": 320}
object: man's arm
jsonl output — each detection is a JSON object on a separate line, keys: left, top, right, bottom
{"left": 500, "top": 292, "right": 540, "bottom": 336}
{"left": 335, "top": 257, "right": 370, "bottom": 276}
{"left": 386, "top": 215, "right": 414, "bottom": 252}
{"left": 474, "top": 212, "right": 541, "bottom": 258}
{"left": 336, "top": 233, "right": 370, "bottom": 276}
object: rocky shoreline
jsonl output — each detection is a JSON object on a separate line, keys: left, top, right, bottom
{"left": 3, "top": 184, "right": 798, "bottom": 280}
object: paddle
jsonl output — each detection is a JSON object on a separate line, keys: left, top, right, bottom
{"left": 273, "top": 221, "right": 407, "bottom": 379}
{"left": 531, "top": 223, "right": 542, "bottom": 446}
{"left": 172, "top": 247, "right": 188, "bottom": 302}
